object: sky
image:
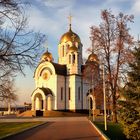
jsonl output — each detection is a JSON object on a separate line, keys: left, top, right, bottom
{"left": 15, "top": 0, "right": 140, "bottom": 106}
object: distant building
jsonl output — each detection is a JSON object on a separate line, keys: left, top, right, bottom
{"left": 31, "top": 19, "right": 103, "bottom": 115}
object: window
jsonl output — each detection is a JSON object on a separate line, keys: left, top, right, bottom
{"left": 62, "top": 46, "right": 64, "bottom": 57}
{"left": 66, "top": 45, "right": 69, "bottom": 53}
{"left": 78, "top": 87, "right": 80, "bottom": 100}
{"left": 69, "top": 55, "right": 71, "bottom": 64}
{"left": 69, "top": 87, "right": 71, "bottom": 100}
{"left": 61, "top": 87, "right": 63, "bottom": 100}
{"left": 72, "top": 54, "right": 75, "bottom": 63}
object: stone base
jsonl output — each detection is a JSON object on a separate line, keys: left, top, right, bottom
{"left": 43, "top": 110, "right": 88, "bottom": 117}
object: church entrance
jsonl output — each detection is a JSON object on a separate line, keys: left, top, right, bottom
{"left": 35, "top": 93, "right": 43, "bottom": 110}
{"left": 89, "top": 97, "right": 93, "bottom": 110}
{"left": 87, "top": 95, "right": 94, "bottom": 110}
{"left": 86, "top": 92, "right": 97, "bottom": 120}
{"left": 31, "top": 88, "right": 54, "bottom": 116}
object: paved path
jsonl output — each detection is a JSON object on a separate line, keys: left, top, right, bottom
{"left": 2, "top": 117, "right": 104, "bottom": 140}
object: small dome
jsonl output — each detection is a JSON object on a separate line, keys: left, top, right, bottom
{"left": 87, "top": 53, "right": 99, "bottom": 63}
{"left": 60, "top": 29, "right": 81, "bottom": 43}
{"left": 41, "top": 50, "right": 53, "bottom": 62}
{"left": 69, "top": 45, "right": 78, "bottom": 53}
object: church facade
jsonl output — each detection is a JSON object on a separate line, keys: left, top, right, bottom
{"left": 31, "top": 22, "right": 103, "bottom": 114}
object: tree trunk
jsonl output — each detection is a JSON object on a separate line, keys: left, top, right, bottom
{"left": 112, "top": 94, "right": 117, "bottom": 123}
{"left": 8, "top": 102, "right": 11, "bottom": 115}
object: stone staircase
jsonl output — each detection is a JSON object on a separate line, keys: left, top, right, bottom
{"left": 17, "top": 110, "right": 35, "bottom": 117}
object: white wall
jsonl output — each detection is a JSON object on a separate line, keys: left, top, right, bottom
{"left": 83, "top": 82, "right": 90, "bottom": 109}
{"left": 57, "top": 75, "right": 65, "bottom": 110}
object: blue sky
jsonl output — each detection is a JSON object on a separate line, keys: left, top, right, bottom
{"left": 15, "top": 0, "right": 140, "bottom": 105}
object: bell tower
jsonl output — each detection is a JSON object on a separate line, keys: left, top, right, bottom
{"left": 58, "top": 15, "right": 83, "bottom": 75}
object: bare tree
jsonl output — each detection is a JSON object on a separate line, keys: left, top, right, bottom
{"left": 90, "top": 9, "right": 134, "bottom": 122}
{"left": 0, "top": 0, "right": 46, "bottom": 104}
{"left": 0, "top": 0, "right": 46, "bottom": 79}
{"left": 0, "top": 76, "right": 17, "bottom": 114}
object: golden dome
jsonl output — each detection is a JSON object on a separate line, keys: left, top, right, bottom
{"left": 87, "top": 53, "right": 99, "bottom": 63}
{"left": 60, "top": 29, "right": 81, "bottom": 43}
{"left": 41, "top": 50, "right": 53, "bottom": 62}
{"left": 69, "top": 45, "right": 78, "bottom": 53}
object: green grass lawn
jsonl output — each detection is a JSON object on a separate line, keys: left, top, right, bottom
{"left": 94, "top": 122, "right": 127, "bottom": 140}
{"left": 0, "top": 122, "right": 43, "bottom": 139}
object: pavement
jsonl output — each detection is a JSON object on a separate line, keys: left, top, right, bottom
{"left": 1, "top": 117, "right": 105, "bottom": 140}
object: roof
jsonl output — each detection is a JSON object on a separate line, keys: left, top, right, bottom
{"left": 31, "top": 87, "right": 53, "bottom": 97}
{"left": 39, "top": 88, "right": 53, "bottom": 96}
{"left": 41, "top": 50, "right": 53, "bottom": 62}
{"left": 60, "top": 29, "right": 81, "bottom": 43}
{"left": 52, "top": 62, "right": 67, "bottom": 76}
{"left": 68, "top": 45, "right": 78, "bottom": 53}
{"left": 87, "top": 53, "right": 99, "bottom": 62}
{"left": 34, "top": 61, "right": 67, "bottom": 78}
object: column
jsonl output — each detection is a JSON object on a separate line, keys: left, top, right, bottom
{"left": 43, "top": 98, "right": 47, "bottom": 111}
{"left": 71, "top": 54, "right": 73, "bottom": 64}
{"left": 75, "top": 53, "right": 78, "bottom": 64}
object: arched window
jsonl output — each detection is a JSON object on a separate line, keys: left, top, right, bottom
{"left": 61, "top": 87, "right": 63, "bottom": 100}
{"left": 66, "top": 45, "right": 69, "bottom": 53}
{"left": 62, "top": 46, "right": 64, "bottom": 57}
{"left": 69, "top": 87, "right": 71, "bottom": 100}
{"left": 69, "top": 55, "right": 71, "bottom": 64}
{"left": 72, "top": 54, "right": 75, "bottom": 64}
{"left": 78, "top": 87, "right": 80, "bottom": 100}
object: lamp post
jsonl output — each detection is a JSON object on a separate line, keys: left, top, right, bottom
{"left": 89, "top": 95, "right": 91, "bottom": 120}
{"left": 92, "top": 70, "right": 95, "bottom": 122}
{"left": 103, "top": 63, "right": 107, "bottom": 131}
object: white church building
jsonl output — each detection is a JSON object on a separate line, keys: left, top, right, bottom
{"left": 31, "top": 20, "right": 103, "bottom": 115}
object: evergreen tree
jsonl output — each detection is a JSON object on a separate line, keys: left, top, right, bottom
{"left": 119, "top": 44, "right": 140, "bottom": 140}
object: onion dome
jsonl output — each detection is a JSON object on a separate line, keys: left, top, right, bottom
{"left": 69, "top": 45, "right": 78, "bottom": 53}
{"left": 41, "top": 49, "right": 53, "bottom": 62}
{"left": 60, "top": 29, "right": 81, "bottom": 43}
{"left": 86, "top": 52, "right": 99, "bottom": 63}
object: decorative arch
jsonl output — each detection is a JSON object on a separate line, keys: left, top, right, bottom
{"left": 86, "top": 91, "right": 95, "bottom": 110}
{"left": 31, "top": 88, "right": 46, "bottom": 100}
{"left": 34, "top": 62, "right": 56, "bottom": 80}
{"left": 31, "top": 87, "right": 54, "bottom": 111}
{"left": 40, "top": 67, "right": 52, "bottom": 75}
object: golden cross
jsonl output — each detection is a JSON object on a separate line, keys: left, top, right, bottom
{"left": 45, "top": 40, "right": 48, "bottom": 51}
{"left": 68, "top": 14, "right": 72, "bottom": 25}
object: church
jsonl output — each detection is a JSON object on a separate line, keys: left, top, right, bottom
{"left": 31, "top": 18, "right": 103, "bottom": 116}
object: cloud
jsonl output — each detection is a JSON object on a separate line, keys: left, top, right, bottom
{"left": 36, "top": 0, "right": 75, "bottom": 9}
{"left": 26, "top": 6, "right": 56, "bottom": 33}
{"left": 131, "top": 0, "right": 140, "bottom": 15}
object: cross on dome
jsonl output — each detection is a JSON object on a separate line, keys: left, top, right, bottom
{"left": 68, "top": 13, "right": 73, "bottom": 31}
{"left": 44, "top": 40, "right": 49, "bottom": 52}
{"left": 68, "top": 14, "right": 72, "bottom": 25}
